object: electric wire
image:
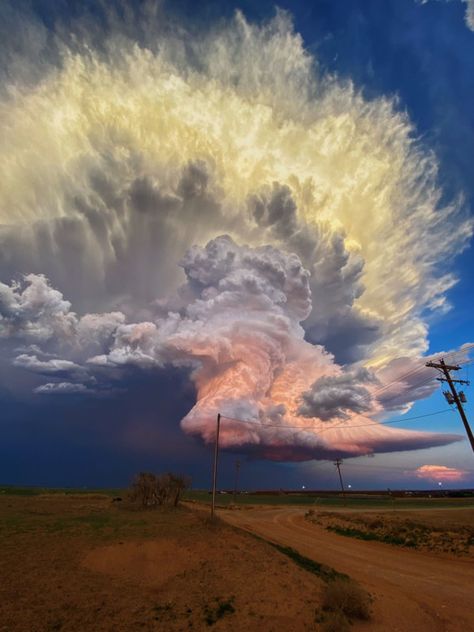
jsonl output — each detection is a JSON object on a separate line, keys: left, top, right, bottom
{"left": 370, "top": 343, "right": 474, "bottom": 398}
{"left": 216, "top": 353, "right": 472, "bottom": 438}
{"left": 371, "top": 356, "right": 474, "bottom": 410}
{"left": 219, "top": 407, "right": 454, "bottom": 432}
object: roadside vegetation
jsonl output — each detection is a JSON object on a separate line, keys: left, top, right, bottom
{"left": 263, "top": 541, "right": 371, "bottom": 630}
{"left": 319, "top": 578, "right": 371, "bottom": 630}
{"left": 305, "top": 508, "right": 474, "bottom": 556}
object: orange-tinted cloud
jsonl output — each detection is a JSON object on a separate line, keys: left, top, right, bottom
{"left": 414, "top": 464, "right": 468, "bottom": 482}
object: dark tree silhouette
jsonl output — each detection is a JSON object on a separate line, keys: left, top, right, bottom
{"left": 129, "top": 471, "right": 190, "bottom": 507}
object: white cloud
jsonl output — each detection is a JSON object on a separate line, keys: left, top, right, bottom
{"left": 463, "top": 0, "right": 474, "bottom": 30}
{"left": 419, "top": 1, "right": 474, "bottom": 31}
{"left": 13, "top": 354, "right": 87, "bottom": 379}
{"left": 34, "top": 382, "right": 90, "bottom": 395}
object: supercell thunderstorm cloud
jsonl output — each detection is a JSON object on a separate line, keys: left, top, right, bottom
{"left": 0, "top": 2, "right": 472, "bottom": 461}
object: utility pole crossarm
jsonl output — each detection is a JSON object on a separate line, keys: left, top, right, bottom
{"left": 436, "top": 377, "right": 470, "bottom": 385}
{"left": 426, "top": 361, "right": 460, "bottom": 371}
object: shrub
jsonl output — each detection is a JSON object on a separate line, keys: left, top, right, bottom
{"left": 204, "top": 598, "right": 235, "bottom": 625}
{"left": 320, "top": 610, "right": 351, "bottom": 632}
{"left": 129, "top": 471, "right": 191, "bottom": 508}
{"left": 322, "top": 578, "right": 371, "bottom": 621}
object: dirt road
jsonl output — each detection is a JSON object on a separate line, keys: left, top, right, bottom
{"left": 220, "top": 506, "right": 474, "bottom": 632}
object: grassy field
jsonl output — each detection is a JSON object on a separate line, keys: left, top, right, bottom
{"left": 184, "top": 489, "right": 474, "bottom": 510}
{"left": 0, "top": 485, "right": 124, "bottom": 497}
{"left": 5, "top": 485, "right": 467, "bottom": 519}
{"left": 0, "top": 491, "right": 370, "bottom": 631}
{"left": 2, "top": 486, "right": 472, "bottom": 630}
{"left": 3, "top": 485, "right": 473, "bottom": 510}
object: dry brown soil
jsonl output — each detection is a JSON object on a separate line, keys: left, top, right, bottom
{"left": 220, "top": 505, "right": 474, "bottom": 632}
{"left": 0, "top": 494, "right": 336, "bottom": 632}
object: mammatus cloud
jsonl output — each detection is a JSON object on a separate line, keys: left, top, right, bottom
{"left": 0, "top": 6, "right": 471, "bottom": 360}
{"left": 414, "top": 464, "right": 469, "bottom": 482}
{"left": 0, "top": 4, "right": 471, "bottom": 460}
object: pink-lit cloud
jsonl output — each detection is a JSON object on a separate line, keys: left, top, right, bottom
{"left": 414, "top": 464, "right": 469, "bottom": 483}
{"left": 0, "top": 237, "right": 464, "bottom": 460}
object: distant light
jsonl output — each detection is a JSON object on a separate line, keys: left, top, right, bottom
{"left": 302, "top": 485, "right": 306, "bottom": 489}
{"left": 438, "top": 482, "right": 442, "bottom": 486}
{"left": 347, "top": 484, "right": 352, "bottom": 489}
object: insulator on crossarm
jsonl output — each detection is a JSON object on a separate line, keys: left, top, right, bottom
{"left": 443, "top": 391, "right": 455, "bottom": 404}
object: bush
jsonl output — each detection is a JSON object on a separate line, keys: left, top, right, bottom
{"left": 322, "top": 578, "right": 371, "bottom": 621}
{"left": 129, "top": 471, "right": 191, "bottom": 508}
{"left": 320, "top": 610, "right": 351, "bottom": 632}
{"left": 204, "top": 598, "right": 235, "bottom": 626}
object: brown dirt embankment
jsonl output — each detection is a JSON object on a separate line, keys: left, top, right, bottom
{"left": 0, "top": 494, "right": 343, "bottom": 631}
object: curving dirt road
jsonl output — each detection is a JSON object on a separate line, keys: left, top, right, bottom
{"left": 220, "top": 506, "right": 474, "bottom": 632}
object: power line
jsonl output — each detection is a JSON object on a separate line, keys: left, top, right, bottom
{"left": 217, "top": 352, "right": 472, "bottom": 438}
{"left": 337, "top": 461, "right": 474, "bottom": 473}
{"left": 219, "top": 408, "right": 454, "bottom": 432}
{"left": 318, "top": 408, "right": 455, "bottom": 435}
{"left": 350, "top": 354, "right": 474, "bottom": 410}
{"left": 371, "top": 374, "right": 437, "bottom": 407}
{"left": 369, "top": 345, "right": 474, "bottom": 399}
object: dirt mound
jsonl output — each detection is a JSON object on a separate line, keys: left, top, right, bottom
{"left": 83, "top": 538, "right": 200, "bottom": 586}
{"left": 0, "top": 495, "right": 327, "bottom": 631}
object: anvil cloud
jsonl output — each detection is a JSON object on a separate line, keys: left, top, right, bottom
{"left": 0, "top": 2, "right": 471, "bottom": 460}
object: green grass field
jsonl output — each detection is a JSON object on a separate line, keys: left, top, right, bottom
{"left": 2, "top": 485, "right": 473, "bottom": 510}
{"left": 0, "top": 485, "right": 124, "bottom": 497}
{"left": 184, "top": 490, "right": 474, "bottom": 510}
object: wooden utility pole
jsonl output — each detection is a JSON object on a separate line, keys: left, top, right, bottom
{"left": 233, "top": 459, "right": 240, "bottom": 504}
{"left": 211, "top": 413, "right": 221, "bottom": 520}
{"left": 426, "top": 358, "right": 474, "bottom": 453}
{"left": 334, "top": 458, "right": 345, "bottom": 498}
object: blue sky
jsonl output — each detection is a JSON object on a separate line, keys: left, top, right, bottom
{"left": 0, "top": 0, "right": 473, "bottom": 490}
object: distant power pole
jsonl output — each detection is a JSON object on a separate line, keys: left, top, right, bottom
{"left": 211, "top": 413, "right": 221, "bottom": 520}
{"left": 426, "top": 358, "right": 474, "bottom": 453}
{"left": 233, "top": 459, "right": 240, "bottom": 504}
{"left": 334, "top": 459, "right": 345, "bottom": 498}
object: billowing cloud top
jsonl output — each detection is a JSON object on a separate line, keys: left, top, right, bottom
{"left": 0, "top": 3, "right": 471, "bottom": 460}
{"left": 414, "top": 464, "right": 469, "bottom": 482}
